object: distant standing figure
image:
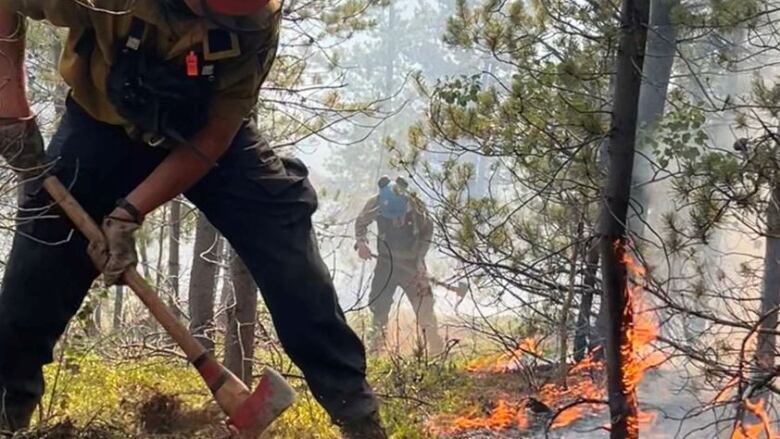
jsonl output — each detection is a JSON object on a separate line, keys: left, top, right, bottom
{"left": 354, "top": 176, "right": 444, "bottom": 354}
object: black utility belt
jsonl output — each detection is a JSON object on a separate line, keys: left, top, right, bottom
{"left": 121, "top": 123, "right": 175, "bottom": 149}
{"left": 145, "top": 134, "right": 168, "bottom": 148}
{"left": 106, "top": 17, "right": 218, "bottom": 147}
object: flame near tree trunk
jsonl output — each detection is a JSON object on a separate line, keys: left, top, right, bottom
{"left": 731, "top": 399, "right": 779, "bottom": 439}
{"left": 431, "top": 247, "right": 664, "bottom": 436}
{"left": 598, "top": 0, "right": 650, "bottom": 435}
{"left": 609, "top": 245, "right": 663, "bottom": 438}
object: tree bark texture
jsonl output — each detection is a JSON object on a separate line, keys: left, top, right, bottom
{"left": 188, "top": 213, "right": 221, "bottom": 354}
{"left": 630, "top": 0, "right": 679, "bottom": 237}
{"left": 225, "top": 252, "right": 258, "bottom": 385}
{"left": 154, "top": 205, "right": 166, "bottom": 290}
{"left": 558, "top": 220, "right": 583, "bottom": 381}
{"left": 138, "top": 227, "right": 152, "bottom": 280}
{"left": 168, "top": 199, "right": 182, "bottom": 319}
{"left": 113, "top": 286, "right": 124, "bottom": 331}
{"left": 599, "top": 1, "right": 650, "bottom": 438}
{"left": 86, "top": 300, "right": 102, "bottom": 337}
{"left": 574, "top": 240, "right": 601, "bottom": 362}
{"left": 756, "top": 161, "right": 780, "bottom": 372}
{"left": 217, "top": 238, "right": 232, "bottom": 331}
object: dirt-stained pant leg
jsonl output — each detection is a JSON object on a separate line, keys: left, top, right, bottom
{"left": 367, "top": 259, "right": 399, "bottom": 350}
{"left": 370, "top": 257, "right": 443, "bottom": 355}
{"left": 0, "top": 99, "right": 165, "bottom": 431}
{"left": 399, "top": 273, "right": 444, "bottom": 355}
{"left": 184, "top": 125, "right": 379, "bottom": 424}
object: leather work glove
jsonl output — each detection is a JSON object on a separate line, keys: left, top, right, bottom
{"left": 0, "top": 117, "right": 45, "bottom": 179}
{"left": 87, "top": 216, "right": 140, "bottom": 285}
{"left": 356, "top": 241, "right": 373, "bottom": 260}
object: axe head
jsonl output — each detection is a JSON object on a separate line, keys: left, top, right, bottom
{"left": 226, "top": 367, "right": 297, "bottom": 437}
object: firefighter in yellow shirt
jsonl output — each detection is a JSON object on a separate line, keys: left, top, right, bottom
{"left": 0, "top": 1, "right": 386, "bottom": 437}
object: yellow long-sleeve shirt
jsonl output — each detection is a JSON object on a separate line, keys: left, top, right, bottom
{"left": 2, "top": 0, "right": 280, "bottom": 128}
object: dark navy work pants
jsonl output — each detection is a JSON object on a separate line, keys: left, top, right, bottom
{"left": 0, "top": 98, "right": 377, "bottom": 427}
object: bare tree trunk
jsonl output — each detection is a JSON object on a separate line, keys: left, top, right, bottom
{"left": 630, "top": 0, "right": 679, "bottom": 237}
{"left": 168, "top": 199, "right": 182, "bottom": 319}
{"left": 188, "top": 213, "right": 221, "bottom": 354}
{"left": 574, "top": 239, "right": 600, "bottom": 361}
{"left": 558, "top": 220, "right": 583, "bottom": 381}
{"left": 86, "top": 301, "right": 102, "bottom": 337}
{"left": 756, "top": 153, "right": 780, "bottom": 372}
{"left": 599, "top": 1, "right": 649, "bottom": 438}
{"left": 217, "top": 238, "right": 232, "bottom": 331}
{"left": 113, "top": 286, "right": 124, "bottom": 331}
{"left": 225, "top": 251, "right": 258, "bottom": 385}
{"left": 155, "top": 205, "right": 167, "bottom": 290}
{"left": 138, "top": 228, "right": 152, "bottom": 280}
{"left": 50, "top": 38, "right": 66, "bottom": 117}
{"left": 574, "top": 239, "right": 606, "bottom": 361}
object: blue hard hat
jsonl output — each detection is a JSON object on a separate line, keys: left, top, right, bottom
{"left": 378, "top": 182, "right": 408, "bottom": 220}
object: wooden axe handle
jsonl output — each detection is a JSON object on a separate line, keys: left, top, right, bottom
{"left": 42, "top": 176, "right": 299, "bottom": 435}
{"left": 42, "top": 176, "right": 206, "bottom": 361}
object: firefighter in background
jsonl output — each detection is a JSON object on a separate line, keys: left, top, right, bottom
{"left": 355, "top": 176, "right": 444, "bottom": 354}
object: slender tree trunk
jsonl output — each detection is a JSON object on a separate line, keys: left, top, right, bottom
{"left": 137, "top": 225, "right": 162, "bottom": 332}
{"left": 217, "top": 238, "right": 232, "bottom": 331}
{"left": 138, "top": 228, "right": 152, "bottom": 280}
{"left": 372, "top": 1, "right": 398, "bottom": 177}
{"left": 188, "top": 213, "right": 221, "bottom": 354}
{"left": 113, "top": 286, "right": 124, "bottom": 331}
{"left": 599, "top": 1, "right": 649, "bottom": 438}
{"left": 50, "top": 37, "right": 66, "bottom": 117}
{"left": 756, "top": 150, "right": 780, "bottom": 372}
{"left": 225, "top": 252, "right": 258, "bottom": 385}
{"left": 630, "top": 0, "right": 679, "bottom": 237}
{"left": 155, "top": 205, "right": 167, "bottom": 290}
{"left": 86, "top": 301, "right": 102, "bottom": 337}
{"left": 558, "top": 220, "right": 583, "bottom": 381}
{"left": 168, "top": 199, "right": 182, "bottom": 319}
{"left": 635, "top": 0, "right": 677, "bottom": 126}
{"left": 574, "top": 239, "right": 600, "bottom": 362}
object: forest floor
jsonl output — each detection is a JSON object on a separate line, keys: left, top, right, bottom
{"left": 9, "top": 346, "right": 554, "bottom": 439}
{"left": 7, "top": 314, "right": 722, "bottom": 439}
{"left": 9, "top": 351, "right": 727, "bottom": 439}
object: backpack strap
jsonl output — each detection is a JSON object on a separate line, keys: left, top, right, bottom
{"left": 123, "top": 17, "right": 147, "bottom": 53}
{"left": 109, "top": 16, "right": 221, "bottom": 147}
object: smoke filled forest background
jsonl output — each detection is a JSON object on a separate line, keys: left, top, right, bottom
{"left": 9, "top": 0, "right": 780, "bottom": 437}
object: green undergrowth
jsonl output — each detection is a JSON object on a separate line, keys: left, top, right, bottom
{"left": 22, "top": 349, "right": 484, "bottom": 438}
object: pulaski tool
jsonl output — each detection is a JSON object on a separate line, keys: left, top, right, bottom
{"left": 429, "top": 278, "right": 468, "bottom": 308}
{"left": 41, "top": 176, "right": 296, "bottom": 437}
{"left": 366, "top": 250, "right": 469, "bottom": 308}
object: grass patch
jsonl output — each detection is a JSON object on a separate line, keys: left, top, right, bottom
{"left": 24, "top": 343, "right": 528, "bottom": 438}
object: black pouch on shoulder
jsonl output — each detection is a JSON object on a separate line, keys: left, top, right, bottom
{"left": 106, "top": 17, "right": 217, "bottom": 145}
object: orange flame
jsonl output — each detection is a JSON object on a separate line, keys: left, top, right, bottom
{"left": 433, "top": 245, "right": 664, "bottom": 436}
{"left": 540, "top": 356, "right": 606, "bottom": 428}
{"left": 730, "top": 399, "right": 780, "bottom": 439}
{"left": 618, "top": 249, "right": 664, "bottom": 438}
{"left": 431, "top": 400, "right": 529, "bottom": 435}
{"left": 466, "top": 338, "right": 539, "bottom": 373}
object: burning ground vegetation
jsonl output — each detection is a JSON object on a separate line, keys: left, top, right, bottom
{"left": 424, "top": 251, "right": 665, "bottom": 438}
{"left": 422, "top": 251, "right": 780, "bottom": 439}
{"left": 13, "top": 253, "right": 780, "bottom": 439}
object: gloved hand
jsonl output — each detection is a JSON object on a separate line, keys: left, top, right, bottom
{"left": 0, "top": 117, "right": 45, "bottom": 179}
{"left": 356, "top": 241, "right": 373, "bottom": 260}
{"left": 87, "top": 215, "right": 140, "bottom": 285}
